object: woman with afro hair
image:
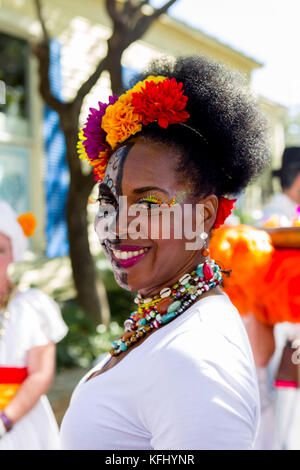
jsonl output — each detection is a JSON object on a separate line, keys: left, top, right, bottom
{"left": 60, "top": 55, "right": 270, "bottom": 450}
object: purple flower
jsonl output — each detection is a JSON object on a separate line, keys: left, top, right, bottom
{"left": 83, "top": 94, "right": 118, "bottom": 161}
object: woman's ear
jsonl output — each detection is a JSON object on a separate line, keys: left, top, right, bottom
{"left": 200, "top": 194, "right": 219, "bottom": 231}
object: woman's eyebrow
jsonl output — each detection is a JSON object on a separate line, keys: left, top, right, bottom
{"left": 133, "top": 186, "right": 170, "bottom": 196}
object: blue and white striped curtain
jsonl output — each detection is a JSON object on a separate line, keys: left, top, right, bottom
{"left": 43, "top": 39, "right": 69, "bottom": 257}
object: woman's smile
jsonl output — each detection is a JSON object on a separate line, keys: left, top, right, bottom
{"left": 109, "top": 244, "right": 152, "bottom": 268}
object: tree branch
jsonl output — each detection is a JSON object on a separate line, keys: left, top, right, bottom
{"left": 151, "top": 0, "right": 178, "bottom": 19}
{"left": 124, "top": 0, "right": 150, "bottom": 22}
{"left": 73, "top": 56, "right": 108, "bottom": 107}
{"left": 34, "top": 0, "right": 49, "bottom": 43}
{"left": 105, "top": 0, "right": 124, "bottom": 26}
{"left": 32, "top": 0, "right": 64, "bottom": 113}
{"left": 131, "top": 0, "right": 178, "bottom": 40}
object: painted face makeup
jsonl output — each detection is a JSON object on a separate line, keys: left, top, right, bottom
{"left": 93, "top": 138, "right": 209, "bottom": 295}
{"left": 94, "top": 144, "right": 134, "bottom": 287}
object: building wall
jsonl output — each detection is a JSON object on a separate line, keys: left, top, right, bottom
{"left": 0, "top": 11, "right": 45, "bottom": 251}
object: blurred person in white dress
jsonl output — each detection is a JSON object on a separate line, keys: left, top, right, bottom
{"left": 248, "top": 147, "right": 300, "bottom": 450}
{"left": 263, "top": 146, "right": 300, "bottom": 225}
{"left": 0, "top": 201, "right": 68, "bottom": 450}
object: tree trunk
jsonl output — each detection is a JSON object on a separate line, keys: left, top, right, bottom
{"left": 62, "top": 114, "right": 102, "bottom": 325}
{"left": 107, "top": 37, "right": 125, "bottom": 95}
{"left": 66, "top": 175, "right": 101, "bottom": 325}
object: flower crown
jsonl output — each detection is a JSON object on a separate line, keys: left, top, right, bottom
{"left": 77, "top": 75, "right": 190, "bottom": 182}
{"left": 77, "top": 75, "right": 236, "bottom": 227}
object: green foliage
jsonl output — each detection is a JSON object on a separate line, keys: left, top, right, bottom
{"left": 232, "top": 208, "right": 255, "bottom": 225}
{"left": 95, "top": 253, "right": 136, "bottom": 325}
{"left": 56, "top": 299, "right": 124, "bottom": 371}
{"left": 55, "top": 258, "right": 136, "bottom": 371}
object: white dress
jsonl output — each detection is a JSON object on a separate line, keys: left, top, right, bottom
{"left": 60, "top": 294, "right": 260, "bottom": 450}
{"left": 0, "top": 288, "right": 68, "bottom": 450}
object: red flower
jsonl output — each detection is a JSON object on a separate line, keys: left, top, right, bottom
{"left": 131, "top": 78, "right": 190, "bottom": 129}
{"left": 213, "top": 197, "right": 237, "bottom": 229}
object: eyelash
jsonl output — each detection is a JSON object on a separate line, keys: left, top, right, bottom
{"left": 137, "top": 195, "right": 164, "bottom": 207}
{"left": 97, "top": 196, "right": 116, "bottom": 205}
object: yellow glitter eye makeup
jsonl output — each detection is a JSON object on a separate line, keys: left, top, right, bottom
{"left": 137, "top": 194, "right": 177, "bottom": 208}
{"left": 137, "top": 195, "right": 164, "bottom": 207}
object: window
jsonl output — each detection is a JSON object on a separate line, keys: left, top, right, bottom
{"left": 0, "top": 31, "right": 30, "bottom": 137}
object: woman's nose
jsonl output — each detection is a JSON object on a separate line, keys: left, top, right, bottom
{"left": 115, "top": 196, "right": 129, "bottom": 240}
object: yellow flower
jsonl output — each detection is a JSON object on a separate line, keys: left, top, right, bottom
{"left": 130, "top": 75, "right": 166, "bottom": 94}
{"left": 77, "top": 128, "right": 90, "bottom": 162}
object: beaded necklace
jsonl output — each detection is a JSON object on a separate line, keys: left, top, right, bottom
{"left": 0, "top": 285, "right": 17, "bottom": 343}
{"left": 110, "top": 260, "right": 223, "bottom": 356}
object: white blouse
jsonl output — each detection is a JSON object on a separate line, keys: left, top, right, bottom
{"left": 60, "top": 294, "right": 260, "bottom": 450}
{"left": 0, "top": 288, "right": 68, "bottom": 366}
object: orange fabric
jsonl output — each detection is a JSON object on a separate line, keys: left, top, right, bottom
{"left": 254, "top": 250, "right": 300, "bottom": 325}
{"left": 0, "top": 384, "right": 20, "bottom": 410}
{"left": 210, "top": 224, "right": 300, "bottom": 325}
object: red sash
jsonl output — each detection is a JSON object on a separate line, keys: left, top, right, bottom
{"left": 0, "top": 367, "right": 28, "bottom": 384}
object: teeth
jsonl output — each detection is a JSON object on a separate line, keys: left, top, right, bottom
{"left": 112, "top": 248, "right": 149, "bottom": 260}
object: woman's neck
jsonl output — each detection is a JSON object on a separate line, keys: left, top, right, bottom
{"left": 138, "top": 255, "right": 208, "bottom": 298}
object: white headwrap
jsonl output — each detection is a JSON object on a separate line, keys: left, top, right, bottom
{"left": 0, "top": 200, "right": 28, "bottom": 262}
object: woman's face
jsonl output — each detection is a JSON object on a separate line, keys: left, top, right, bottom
{"left": 94, "top": 137, "right": 218, "bottom": 296}
{"left": 0, "top": 232, "right": 13, "bottom": 292}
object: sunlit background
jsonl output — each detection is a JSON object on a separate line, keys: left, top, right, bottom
{"left": 0, "top": 0, "right": 300, "bottom": 445}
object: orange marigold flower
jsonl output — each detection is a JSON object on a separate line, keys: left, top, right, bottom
{"left": 102, "top": 92, "right": 142, "bottom": 149}
{"left": 17, "top": 212, "right": 37, "bottom": 237}
{"left": 90, "top": 151, "right": 110, "bottom": 181}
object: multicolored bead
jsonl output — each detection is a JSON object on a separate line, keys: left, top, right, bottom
{"left": 179, "top": 273, "right": 191, "bottom": 285}
{"left": 203, "top": 262, "right": 214, "bottom": 281}
{"left": 109, "top": 260, "right": 223, "bottom": 356}
{"left": 156, "top": 297, "right": 174, "bottom": 314}
{"left": 161, "top": 311, "right": 177, "bottom": 323}
{"left": 167, "top": 300, "right": 181, "bottom": 313}
{"left": 160, "top": 287, "right": 171, "bottom": 298}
